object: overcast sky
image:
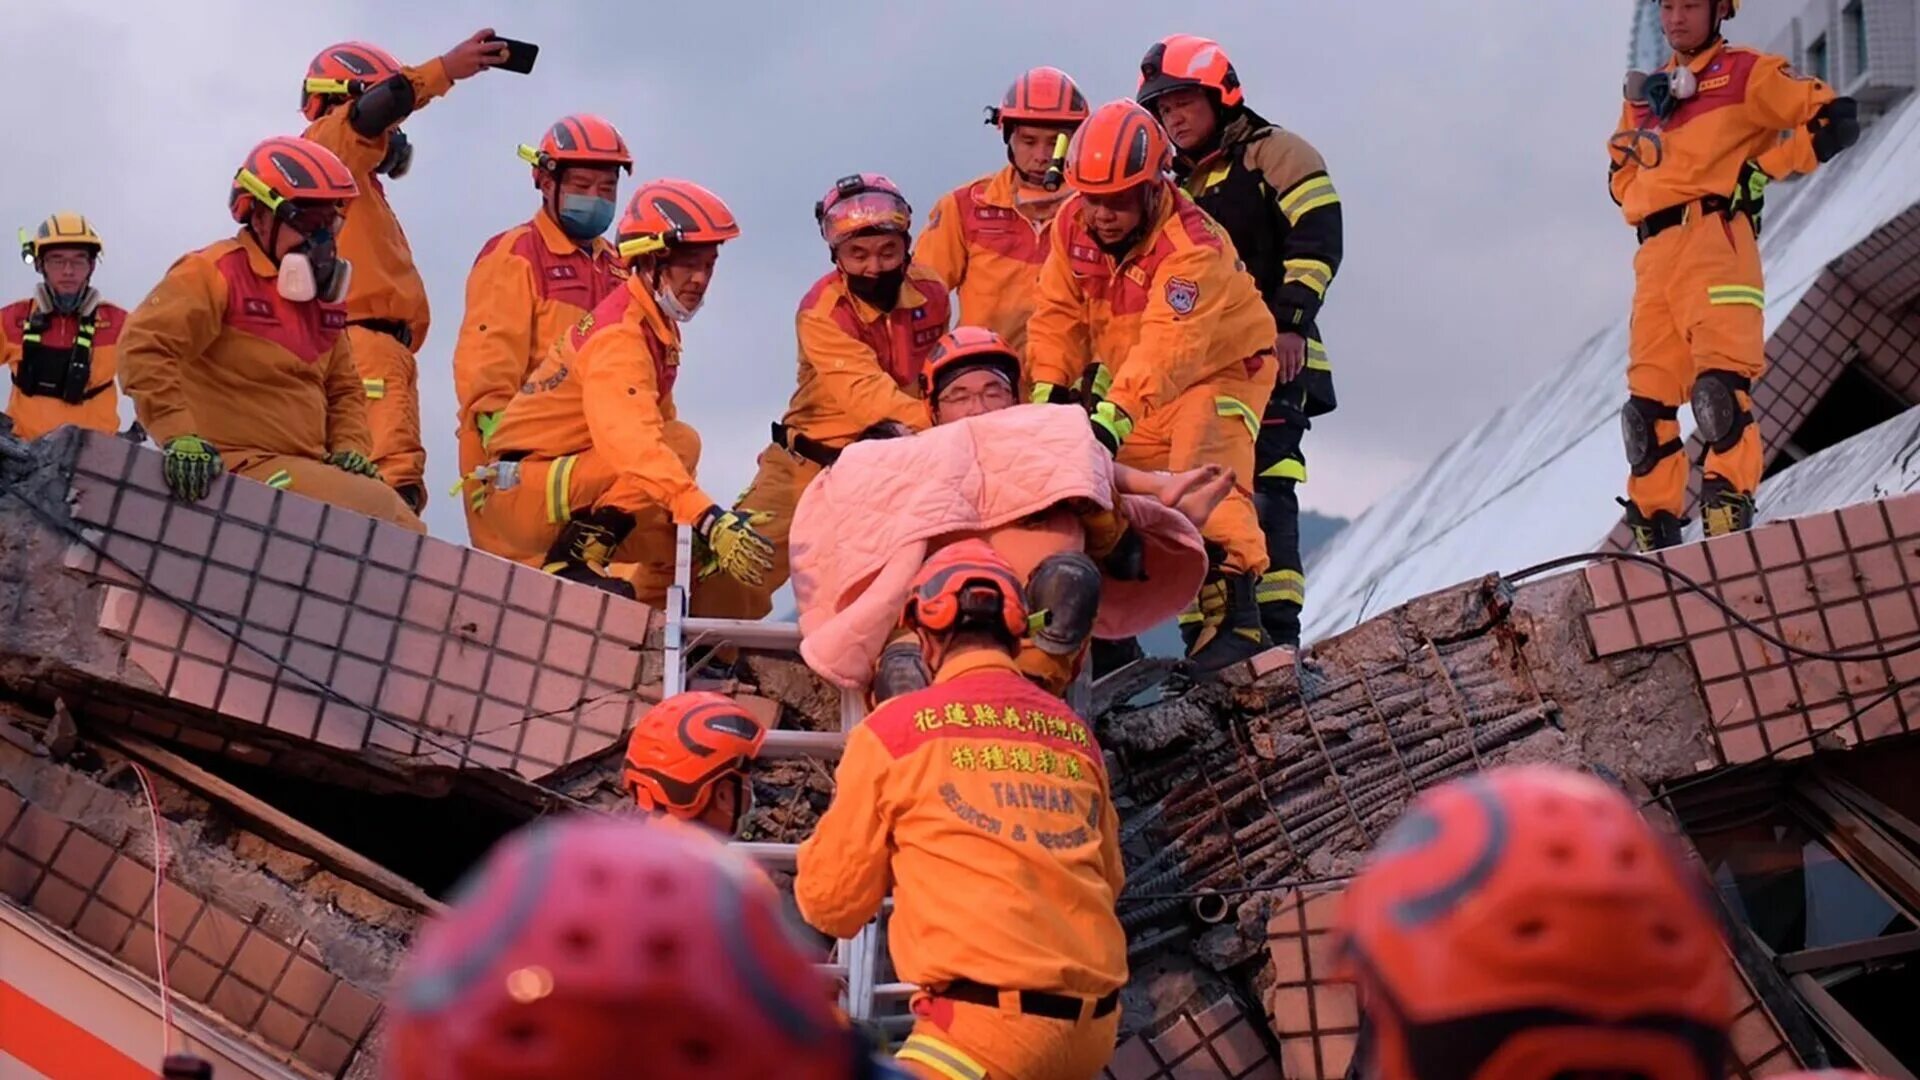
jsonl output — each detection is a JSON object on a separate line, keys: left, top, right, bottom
{"left": 3, "top": 0, "right": 1643, "bottom": 541}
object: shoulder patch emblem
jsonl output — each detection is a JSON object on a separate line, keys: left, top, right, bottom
{"left": 1165, "top": 276, "right": 1200, "bottom": 316}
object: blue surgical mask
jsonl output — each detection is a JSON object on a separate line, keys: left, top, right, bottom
{"left": 557, "top": 194, "right": 616, "bottom": 241}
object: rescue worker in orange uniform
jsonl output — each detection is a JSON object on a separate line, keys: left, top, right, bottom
{"left": 3, "top": 214, "right": 127, "bottom": 441}
{"left": 1609, "top": 0, "right": 1858, "bottom": 549}
{"left": 118, "top": 137, "right": 422, "bottom": 532}
{"left": 384, "top": 815, "right": 911, "bottom": 1080}
{"left": 1337, "top": 765, "right": 1733, "bottom": 1080}
{"left": 700, "top": 174, "right": 953, "bottom": 620}
{"left": 1028, "top": 100, "right": 1279, "bottom": 673}
{"left": 915, "top": 67, "right": 1088, "bottom": 365}
{"left": 797, "top": 541, "right": 1126, "bottom": 1080}
{"left": 301, "top": 31, "right": 510, "bottom": 512}
{"left": 453, "top": 115, "right": 632, "bottom": 558}
{"left": 623, "top": 690, "right": 768, "bottom": 836}
{"left": 1139, "top": 34, "right": 1342, "bottom": 648}
{"left": 473, "top": 179, "right": 772, "bottom": 602}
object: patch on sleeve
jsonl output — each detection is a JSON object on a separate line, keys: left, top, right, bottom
{"left": 1165, "top": 276, "right": 1200, "bottom": 316}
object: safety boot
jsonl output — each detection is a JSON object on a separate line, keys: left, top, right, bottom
{"left": 1178, "top": 579, "right": 1227, "bottom": 653}
{"left": 1699, "top": 477, "right": 1757, "bottom": 537}
{"left": 1618, "top": 498, "right": 1686, "bottom": 552}
{"left": 542, "top": 508, "right": 637, "bottom": 599}
{"left": 1187, "top": 572, "right": 1271, "bottom": 675}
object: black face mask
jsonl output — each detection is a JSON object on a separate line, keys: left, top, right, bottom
{"left": 845, "top": 265, "right": 907, "bottom": 310}
{"left": 376, "top": 129, "right": 414, "bottom": 179}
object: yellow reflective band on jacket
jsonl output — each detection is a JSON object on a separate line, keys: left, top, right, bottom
{"left": 265, "top": 470, "right": 293, "bottom": 490}
{"left": 1278, "top": 174, "right": 1340, "bottom": 226}
{"left": 897, "top": 1034, "right": 987, "bottom": 1080}
{"left": 1215, "top": 395, "right": 1259, "bottom": 440}
{"left": 362, "top": 377, "right": 386, "bottom": 400}
{"left": 1306, "top": 338, "right": 1331, "bottom": 372}
{"left": 544, "top": 455, "right": 577, "bottom": 525}
{"left": 1260, "top": 457, "right": 1308, "bottom": 482}
{"left": 1706, "top": 284, "right": 1765, "bottom": 309}
{"left": 1282, "top": 258, "right": 1334, "bottom": 298}
{"left": 1258, "top": 568, "right": 1306, "bottom": 605}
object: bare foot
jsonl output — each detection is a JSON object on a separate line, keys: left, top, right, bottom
{"left": 1164, "top": 466, "right": 1234, "bottom": 529}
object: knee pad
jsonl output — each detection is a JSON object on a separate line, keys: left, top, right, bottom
{"left": 1621, "top": 395, "right": 1681, "bottom": 477}
{"left": 1691, "top": 371, "right": 1753, "bottom": 454}
{"left": 872, "top": 640, "right": 931, "bottom": 703}
{"left": 1027, "top": 551, "right": 1103, "bottom": 656}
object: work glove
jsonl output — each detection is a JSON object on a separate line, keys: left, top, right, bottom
{"left": 1082, "top": 363, "right": 1114, "bottom": 406}
{"left": 1030, "top": 382, "right": 1081, "bottom": 406}
{"left": 325, "top": 449, "right": 381, "bottom": 478}
{"left": 475, "top": 409, "right": 505, "bottom": 448}
{"left": 857, "top": 420, "right": 914, "bottom": 441}
{"left": 394, "top": 483, "right": 426, "bottom": 513}
{"left": 1810, "top": 96, "right": 1861, "bottom": 162}
{"left": 161, "top": 435, "right": 223, "bottom": 503}
{"left": 1088, "top": 400, "right": 1133, "bottom": 456}
{"left": 694, "top": 505, "right": 775, "bottom": 587}
{"left": 1728, "top": 160, "right": 1769, "bottom": 235}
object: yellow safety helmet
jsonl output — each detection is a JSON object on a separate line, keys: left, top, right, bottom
{"left": 19, "top": 212, "right": 103, "bottom": 267}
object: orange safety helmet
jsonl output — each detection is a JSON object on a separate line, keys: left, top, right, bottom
{"left": 1337, "top": 765, "right": 1732, "bottom": 1080}
{"left": 1136, "top": 34, "right": 1244, "bottom": 109}
{"left": 623, "top": 691, "right": 767, "bottom": 823}
{"left": 518, "top": 114, "right": 634, "bottom": 175}
{"left": 382, "top": 816, "right": 853, "bottom": 1080}
{"left": 615, "top": 179, "right": 741, "bottom": 263}
{"left": 986, "top": 66, "right": 1090, "bottom": 131}
{"left": 815, "top": 173, "right": 912, "bottom": 249}
{"left": 905, "top": 539, "right": 1029, "bottom": 641}
{"left": 921, "top": 326, "right": 1021, "bottom": 401}
{"left": 301, "top": 41, "right": 405, "bottom": 121}
{"left": 228, "top": 136, "right": 359, "bottom": 224}
{"left": 1064, "top": 100, "right": 1170, "bottom": 195}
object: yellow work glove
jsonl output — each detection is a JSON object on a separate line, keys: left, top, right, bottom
{"left": 694, "top": 506, "right": 775, "bottom": 587}
{"left": 324, "top": 449, "right": 381, "bottom": 478}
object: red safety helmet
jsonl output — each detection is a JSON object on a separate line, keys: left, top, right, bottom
{"left": 1136, "top": 34, "right": 1244, "bottom": 109}
{"left": 623, "top": 691, "right": 766, "bottom": 825}
{"left": 229, "top": 136, "right": 359, "bottom": 224}
{"left": 905, "top": 539, "right": 1028, "bottom": 641}
{"left": 921, "top": 326, "right": 1021, "bottom": 401}
{"left": 986, "top": 66, "right": 1090, "bottom": 131}
{"left": 814, "top": 173, "right": 911, "bottom": 249}
{"left": 615, "top": 178, "right": 741, "bottom": 263}
{"left": 1064, "top": 100, "right": 1170, "bottom": 195}
{"left": 301, "top": 41, "right": 405, "bottom": 121}
{"left": 519, "top": 114, "right": 634, "bottom": 175}
{"left": 382, "top": 816, "right": 850, "bottom": 1080}
{"left": 1337, "top": 765, "right": 1732, "bottom": 1080}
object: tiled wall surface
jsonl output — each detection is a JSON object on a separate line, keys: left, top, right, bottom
{"left": 1102, "top": 994, "right": 1281, "bottom": 1080}
{"left": 1586, "top": 494, "right": 1920, "bottom": 774}
{"left": 62, "top": 432, "right": 658, "bottom": 782}
{"left": 1261, "top": 889, "right": 1357, "bottom": 1080}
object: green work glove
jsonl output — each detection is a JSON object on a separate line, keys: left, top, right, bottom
{"left": 1030, "top": 382, "right": 1080, "bottom": 406}
{"left": 325, "top": 449, "right": 381, "bottom": 478}
{"left": 1083, "top": 363, "right": 1114, "bottom": 405}
{"left": 694, "top": 506, "right": 775, "bottom": 587}
{"left": 475, "top": 409, "right": 505, "bottom": 448}
{"left": 161, "top": 435, "right": 223, "bottom": 502}
{"left": 1729, "top": 160, "right": 1769, "bottom": 235}
{"left": 1089, "top": 400, "right": 1133, "bottom": 456}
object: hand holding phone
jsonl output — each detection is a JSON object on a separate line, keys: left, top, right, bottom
{"left": 485, "top": 35, "right": 539, "bottom": 75}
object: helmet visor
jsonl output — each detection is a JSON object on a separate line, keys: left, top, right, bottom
{"left": 821, "top": 190, "right": 910, "bottom": 248}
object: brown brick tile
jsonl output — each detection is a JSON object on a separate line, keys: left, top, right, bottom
{"left": 401, "top": 580, "right": 456, "bottom": 631}
{"left": 1729, "top": 1003, "right": 1784, "bottom": 1064}
{"left": 175, "top": 727, "right": 226, "bottom": 754}
{"left": 1761, "top": 568, "right": 1815, "bottom": 616}
{"left": 577, "top": 698, "right": 633, "bottom": 738}
{"left": 485, "top": 655, "right": 537, "bottom": 707}
{"left": 1750, "top": 524, "right": 1803, "bottom": 569}
{"left": 103, "top": 532, "right": 155, "bottom": 581}
{"left": 264, "top": 686, "right": 322, "bottom": 742}
{"left": 355, "top": 566, "right": 406, "bottom": 618}
{"left": 246, "top": 580, "right": 300, "bottom": 635}
{"left": 1886, "top": 493, "right": 1920, "bottom": 539}
{"left": 342, "top": 610, "right": 397, "bottom": 663}
{"left": 222, "top": 474, "right": 275, "bottom": 526}
{"left": 390, "top": 626, "right": 442, "bottom": 678}
{"left": 181, "top": 615, "right": 237, "bottom": 664}
{"left": 1690, "top": 631, "right": 1741, "bottom": 682}
{"left": 132, "top": 593, "right": 188, "bottom": 648}
{"left": 602, "top": 597, "right": 653, "bottom": 647}
{"left": 331, "top": 655, "right": 381, "bottom": 704}
{"left": 0, "top": 848, "right": 42, "bottom": 900}
{"left": 437, "top": 637, "right": 490, "bottom": 689}
{"left": 116, "top": 922, "right": 161, "bottom": 977}
{"left": 496, "top": 609, "right": 549, "bottom": 662}
{"left": 273, "top": 954, "right": 335, "bottom": 1014}
{"left": 288, "top": 597, "right": 346, "bottom": 651}
{"left": 75, "top": 897, "right": 135, "bottom": 952}
{"left": 378, "top": 672, "right": 431, "bottom": 721}
{"left": 315, "top": 702, "right": 370, "bottom": 750}
{"left": 0, "top": 788, "right": 19, "bottom": 839}
{"left": 507, "top": 567, "right": 560, "bottom": 616}
{"left": 1764, "top": 715, "right": 1813, "bottom": 759}
{"left": 368, "top": 715, "right": 421, "bottom": 756}
{"left": 554, "top": 585, "right": 607, "bottom": 634}
{"left": 210, "top": 974, "right": 268, "bottom": 1027}
{"left": 211, "top": 520, "right": 266, "bottom": 572}
{"left": 297, "top": 1026, "right": 356, "bottom": 1075}
{"left": 447, "top": 595, "right": 503, "bottom": 653}
{"left": 1319, "top": 1035, "right": 1357, "bottom": 1079}
{"left": 1867, "top": 591, "right": 1920, "bottom": 641}
{"left": 31, "top": 874, "right": 87, "bottom": 928}
{"left": 258, "top": 535, "right": 312, "bottom": 587}
{"left": 76, "top": 430, "right": 132, "bottom": 478}
{"left": 148, "top": 550, "right": 205, "bottom": 604}
{"left": 307, "top": 550, "right": 360, "bottom": 601}
{"left": 461, "top": 552, "right": 512, "bottom": 601}
{"left": 168, "top": 949, "right": 220, "bottom": 1002}
{"left": 1107, "top": 1036, "right": 1163, "bottom": 1080}
{"left": 319, "top": 980, "right": 380, "bottom": 1040}
{"left": 218, "top": 673, "right": 274, "bottom": 725}
{"left": 185, "top": 903, "right": 248, "bottom": 966}
{"left": 1794, "top": 513, "right": 1848, "bottom": 559}
{"left": 1805, "top": 555, "right": 1860, "bottom": 606}
{"left": 70, "top": 474, "right": 118, "bottom": 527}
{"left": 1618, "top": 560, "right": 1669, "bottom": 601}
{"left": 1825, "top": 600, "right": 1876, "bottom": 649}
{"left": 367, "top": 521, "right": 421, "bottom": 571}
{"left": 97, "top": 855, "right": 153, "bottom": 916}
{"left": 518, "top": 719, "right": 572, "bottom": 769}
{"left": 256, "top": 1000, "right": 310, "bottom": 1051}
{"left": 417, "top": 539, "right": 466, "bottom": 586}
{"left": 1151, "top": 1014, "right": 1204, "bottom": 1064}
{"left": 169, "top": 656, "right": 224, "bottom": 709}
{"left": 1748, "top": 666, "right": 1801, "bottom": 719}
{"left": 97, "top": 587, "right": 139, "bottom": 637}
{"left": 1277, "top": 1037, "right": 1320, "bottom": 1080}
{"left": 1193, "top": 997, "right": 1240, "bottom": 1037}
{"left": 589, "top": 640, "right": 641, "bottom": 689}
{"left": 1794, "top": 660, "right": 1845, "bottom": 707}
{"left": 424, "top": 684, "right": 480, "bottom": 737}
{"left": 1704, "top": 678, "right": 1757, "bottom": 731}
{"left": 115, "top": 488, "right": 167, "bottom": 542}
{"left": 189, "top": 565, "right": 248, "bottom": 621}
{"left": 232, "top": 927, "right": 294, "bottom": 991}
{"left": 544, "top": 624, "right": 595, "bottom": 678}
{"left": 1586, "top": 607, "right": 1636, "bottom": 656}
{"left": 531, "top": 669, "right": 585, "bottom": 715}
{"left": 10, "top": 804, "right": 69, "bottom": 863}
{"left": 1840, "top": 501, "right": 1892, "bottom": 547}
{"left": 1628, "top": 597, "right": 1683, "bottom": 646}
{"left": 273, "top": 492, "right": 325, "bottom": 541}
{"left": 230, "top": 630, "right": 287, "bottom": 680}
{"left": 1211, "top": 1019, "right": 1272, "bottom": 1075}
{"left": 1704, "top": 532, "right": 1759, "bottom": 579}
{"left": 51, "top": 827, "right": 113, "bottom": 890}
{"left": 319, "top": 507, "right": 373, "bottom": 558}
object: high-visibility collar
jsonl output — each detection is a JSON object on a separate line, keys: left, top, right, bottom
{"left": 933, "top": 647, "right": 1023, "bottom": 685}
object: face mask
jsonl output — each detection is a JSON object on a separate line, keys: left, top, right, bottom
{"left": 655, "top": 282, "right": 700, "bottom": 323}
{"left": 557, "top": 193, "right": 616, "bottom": 241}
{"left": 376, "top": 129, "right": 414, "bottom": 179}
{"left": 47, "top": 288, "right": 86, "bottom": 314}
{"left": 845, "top": 264, "right": 906, "bottom": 310}
{"left": 1626, "top": 67, "right": 1696, "bottom": 121}
{"left": 278, "top": 230, "right": 350, "bottom": 303}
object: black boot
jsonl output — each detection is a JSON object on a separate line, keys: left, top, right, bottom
{"left": 1618, "top": 498, "right": 1685, "bottom": 552}
{"left": 542, "top": 508, "right": 637, "bottom": 598}
{"left": 1090, "top": 636, "right": 1144, "bottom": 679}
{"left": 1188, "top": 572, "right": 1271, "bottom": 675}
{"left": 1698, "top": 476, "right": 1756, "bottom": 538}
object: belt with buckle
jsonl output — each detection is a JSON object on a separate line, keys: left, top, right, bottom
{"left": 937, "top": 979, "right": 1120, "bottom": 1022}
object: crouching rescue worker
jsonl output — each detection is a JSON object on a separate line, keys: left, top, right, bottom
{"left": 701, "top": 174, "right": 952, "bottom": 620}
{"left": 915, "top": 67, "right": 1088, "bottom": 364}
{"left": 4, "top": 214, "right": 127, "bottom": 440}
{"left": 623, "top": 690, "right": 767, "bottom": 836}
{"left": 1337, "top": 765, "right": 1733, "bottom": 1080}
{"left": 1609, "top": 0, "right": 1858, "bottom": 549}
{"left": 471, "top": 179, "right": 772, "bottom": 602}
{"left": 384, "top": 815, "right": 912, "bottom": 1079}
{"left": 302, "top": 31, "right": 510, "bottom": 511}
{"left": 1139, "top": 34, "right": 1342, "bottom": 647}
{"left": 797, "top": 541, "right": 1126, "bottom": 1080}
{"left": 118, "top": 137, "right": 422, "bottom": 531}
{"left": 454, "top": 115, "right": 631, "bottom": 557}
{"left": 1029, "top": 99, "right": 1279, "bottom": 673}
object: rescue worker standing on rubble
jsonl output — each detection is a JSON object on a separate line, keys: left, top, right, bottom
{"left": 1138, "top": 34, "right": 1341, "bottom": 649}
{"left": 700, "top": 174, "right": 952, "bottom": 620}
{"left": 118, "top": 137, "right": 422, "bottom": 531}
{"left": 622, "top": 690, "right": 767, "bottom": 836}
{"left": 1028, "top": 99, "right": 1279, "bottom": 673}
{"left": 3, "top": 214, "right": 128, "bottom": 441}
{"left": 453, "top": 115, "right": 632, "bottom": 559}
{"left": 1609, "top": 0, "right": 1859, "bottom": 550}
{"left": 797, "top": 541, "right": 1126, "bottom": 1080}
{"left": 473, "top": 179, "right": 773, "bottom": 602}
{"left": 301, "top": 31, "right": 510, "bottom": 513}
{"left": 915, "top": 67, "right": 1088, "bottom": 366}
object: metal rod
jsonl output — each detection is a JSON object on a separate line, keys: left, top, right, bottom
{"left": 760, "top": 730, "right": 848, "bottom": 758}
{"left": 683, "top": 617, "right": 805, "bottom": 651}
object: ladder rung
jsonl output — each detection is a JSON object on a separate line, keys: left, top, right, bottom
{"left": 733, "top": 842, "right": 797, "bottom": 868}
{"left": 683, "top": 617, "right": 804, "bottom": 651}
{"left": 816, "top": 963, "right": 847, "bottom": 980}
{"left": 874, "top": 981, "right": 916, "bottom": 999}
{"left": 761, "top": 729, "right": 847, "bottom": 758}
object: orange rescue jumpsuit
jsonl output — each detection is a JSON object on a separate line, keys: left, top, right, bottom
{"left": 452, "top": 211, "right": 625, "bottom": 558}
{"left": 1609, "top": 41, "right": 1835, "bottom": 518}
{"left": 117, "top": 233, "right": 423, "bottom": 531}
{"left": 476, "top": 276, "right": 708, "bottom": 603}
{"left": 3, "top": 294, "right": 126, "bottom": 440}
{"left": 796, "top": 649, "right": 1127, "bottom": 1080}
{"left": 1027, "top": 184, "right": 1278, "bottom": 575}
{"left": 698, "top": 263, "right": 951, "bottom": 619}
{"left": 915, "top": 166, "right": 1069, "bottom": 367}
{"left": 304, "top": 58, "right": 454, "bottom": 504}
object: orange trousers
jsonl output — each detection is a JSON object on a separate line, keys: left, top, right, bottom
{"left": 1116, "top": 362, "right": 1275, "bottom": 575}
{"left": 1626, "top": 211, "right": 1767, "bottom": 516}
{"left": 469, "top": 420, "right": 700, "bottom": 607}
{"left": 896, "top": 995, "right": 1119, "bottom": 1080}
{"left": 344, "top": 326, "right": 426, "bottom": 505}
{"left": 694, "top": 442, "right": 824, "bottom": 620}
{"left": 229, "top": 452, "right": 425, "bottom": 533}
